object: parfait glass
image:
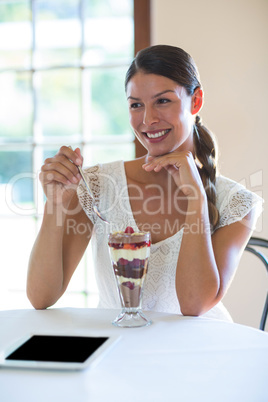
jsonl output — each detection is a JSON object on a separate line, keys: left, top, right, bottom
{"left": 108, "top": 231, "right": 152, "bottom": 328}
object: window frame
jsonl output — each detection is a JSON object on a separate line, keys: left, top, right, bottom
{"left": 0, "top": 0, "right": 151, "bottom": 309}
{"left": 134, "top": 0, "right": 151, "bottom": 157}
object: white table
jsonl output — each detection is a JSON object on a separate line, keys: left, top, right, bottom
{"left": 0, "top": 308, "right": 267, "bottom": 402}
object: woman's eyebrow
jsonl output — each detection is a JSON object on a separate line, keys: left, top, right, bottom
{"left": 127, "top": 89, "right": 175, "bottom": 101}
{"left": 127, "top": 95, "right": 140, "bottom": 100}
{"left": 152, "top": 90, "right": 175, "bottom": 98}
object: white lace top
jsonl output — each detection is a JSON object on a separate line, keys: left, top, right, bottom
{"left": 77, "top": 160, "right": 263, "bottom": 321}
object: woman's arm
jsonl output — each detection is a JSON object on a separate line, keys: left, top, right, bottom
{"left": 143, "top": 150, "right": 256, "bottom": 316}
{"left": 176, "top": 194, "right": 255, "bottom": 316}
{"left": 27, "top": 146, "right": 93, "bottom": 309}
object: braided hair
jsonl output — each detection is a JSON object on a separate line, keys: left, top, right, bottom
{"left": 194, "top": 115, "right": 219, "bottom": 228}
{"left": 125, "top": 44, "right": 219, "bottom": 229}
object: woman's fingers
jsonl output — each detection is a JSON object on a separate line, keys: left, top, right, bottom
{"left": 58, "top": 145, "right": 82, "bottom": 166}
{"left": 142, "top": 153, "right": 183, "bottom": 172}
{"left": 143, "top": 151, "right": 195, "bottom": 170}
{"left": 41, "top": 160, "right": 80, "bottom": 184}
{"left": 73, "top": 147, "right": 83, "bottom": 166}
{"left": 41, "top": 147, "right": 83, "bottom": 186}
{"left": 39, "top": 170, "right": 71, "bottom": 186}
{"left": 38, "top": 146, "right": 84, "bottom": 206}
{"left": 142, "top": 151, "right": 204, "bottom": 197}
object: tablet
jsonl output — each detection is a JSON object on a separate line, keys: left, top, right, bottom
{"left": 0, "top": 334, "right": 120, "bottom": 371}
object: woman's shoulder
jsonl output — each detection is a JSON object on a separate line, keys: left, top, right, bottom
{"left": 215, "top": 174, "right": 263, "bottom": 229}
{"left": 83, "top": 160, "right": 124, "bottom": 175}
{"left": 81, "top": 160, "right": 125, "bottom": 185}
{"left": 215, "top": 174, "right": 262, "bottom": 204}
{"left": 216, "top": 175, "right": 245, "bottom": 192}
{"left": 77, "top": 159, "right": 125, "bottom": 196}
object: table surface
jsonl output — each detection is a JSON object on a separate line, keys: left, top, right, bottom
{"left": 0, "top": 307, "right": 268, "bottom": 402}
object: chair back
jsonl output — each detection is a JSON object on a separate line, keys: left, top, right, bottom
{"left": 245, "top": 237, "right": 268, "bottom": 331}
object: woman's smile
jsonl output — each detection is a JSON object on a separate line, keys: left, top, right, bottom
{"left": 143, "top": 129, "right": 171, "bottom": 141}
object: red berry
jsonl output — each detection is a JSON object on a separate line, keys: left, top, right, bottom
{"left": 124, "top": 226, "right": 134, "bottom": 234}
{"left": 122, "top": 281, "right": 135, "bottom": 290}
{"left": 118, "top": 258, "right": 129, "bottom": 266}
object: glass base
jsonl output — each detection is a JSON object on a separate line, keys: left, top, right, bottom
{"left": 112, "top": 308, "right": 152, "bottom": 328}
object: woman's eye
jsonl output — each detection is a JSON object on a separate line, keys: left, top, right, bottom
{"left": 157, "top": 98, "right": 170, "bottom": 104}
{"left": 130, "top": 102, "right": 142, "bottom": 109}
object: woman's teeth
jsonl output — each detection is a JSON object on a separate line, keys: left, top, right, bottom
{"left": 146, "top": 129, "right": 169, "bottom": 139}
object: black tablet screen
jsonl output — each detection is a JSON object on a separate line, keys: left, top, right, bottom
{"left": 6, "top": 335, "right": 109, "bottom": 363}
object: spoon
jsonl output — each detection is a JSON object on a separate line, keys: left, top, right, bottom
{"left": 68, "top": 146, "right": 109, "bottom": 225}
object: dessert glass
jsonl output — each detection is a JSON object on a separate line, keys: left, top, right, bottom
{"left": 108, "top": 231, "right": 152, "bottom": 328}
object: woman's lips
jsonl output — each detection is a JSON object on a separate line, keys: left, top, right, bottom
{"left": 143, "top": 129, "right": 171, "bottom": 143}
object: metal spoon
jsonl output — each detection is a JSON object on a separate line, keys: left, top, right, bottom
{"left": 68, "top": 146, "right": 109, "bottom": 225}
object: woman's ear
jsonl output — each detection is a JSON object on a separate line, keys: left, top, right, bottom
{"left": 191, "top": 87, "right": 203, "bottom": 115}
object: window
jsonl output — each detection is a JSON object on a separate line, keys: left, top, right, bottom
{"left": 0, "top": 0, "right": 138, "bottom": 309}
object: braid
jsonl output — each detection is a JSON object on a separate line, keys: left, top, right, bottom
{"left": 194, "top": 115, "right": 219, "bottom": 229}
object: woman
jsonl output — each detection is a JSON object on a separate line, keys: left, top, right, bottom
{"left": 27, "top": 45, "right": 263, "bottom": 320}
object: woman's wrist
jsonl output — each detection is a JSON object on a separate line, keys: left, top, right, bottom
{"left": 186, "top": 189, "right": 207, "bottom": 215}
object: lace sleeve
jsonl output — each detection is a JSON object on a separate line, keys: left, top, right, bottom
{"left": 215, "top": 176, "right": 264, "bottom": 230}
{"left": 76, "top": 165, "right": 101, "bottom": 225}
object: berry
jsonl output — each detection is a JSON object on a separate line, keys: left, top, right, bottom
{"left": 118, "top": 258, "right": 128, "bottom": 266}
{"left": 122, "top": 281, "right": 135, "bottom": 290}
{"left": 124, "top": 226, "right": 134, "bottom": 234}
{"left": 131, "top": 258, "right": 144, "bottom": 267}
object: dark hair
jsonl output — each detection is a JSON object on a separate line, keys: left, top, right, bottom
{"left": 125, "top": 45, "right": 219, "bottom": 229}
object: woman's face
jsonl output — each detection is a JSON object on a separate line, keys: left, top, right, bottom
{"left": 126, "top": 72, "right": 201, "bottom": 157}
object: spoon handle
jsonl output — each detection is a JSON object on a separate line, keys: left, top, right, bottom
{"left": 68, "top": 146, "right": 94, "bottom": 200}
{"left": 77, "top": 165, "right": 95, "bottom": 201}
{"left": 68, "top": 146, "right": 109, "bottom": 224}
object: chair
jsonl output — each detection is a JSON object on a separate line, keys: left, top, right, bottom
{"left": 245, "top": 237, "right": 268, "bottom": 331}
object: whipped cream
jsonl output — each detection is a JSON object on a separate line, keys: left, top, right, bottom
{"left": 117, "top": 276, "right": 142, "bottom": 287}
{"left": 110, "top": 246, "right": 150, "bottom": 262}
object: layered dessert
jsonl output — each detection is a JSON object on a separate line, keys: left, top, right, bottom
{"left": 108, "top": 227, "right": 151, "bottom": 309}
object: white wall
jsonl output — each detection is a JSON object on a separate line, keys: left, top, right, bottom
{"left": 151, "top": 0, "right": 268, "bottom": 329}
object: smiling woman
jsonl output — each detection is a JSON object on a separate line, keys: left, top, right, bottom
{"left": 27, "top": 44, "right": 263, "bottom": 321}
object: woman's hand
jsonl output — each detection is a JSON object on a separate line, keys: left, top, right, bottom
{"left": 142, "top": 151, "right": 205, "bottom": 198}
{"left": 39, "top": 146, "right": 83, "bottom": 206}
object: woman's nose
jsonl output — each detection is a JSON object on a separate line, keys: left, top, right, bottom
{"left": 143, "top": 106, "right": 159, "bottom": 125}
